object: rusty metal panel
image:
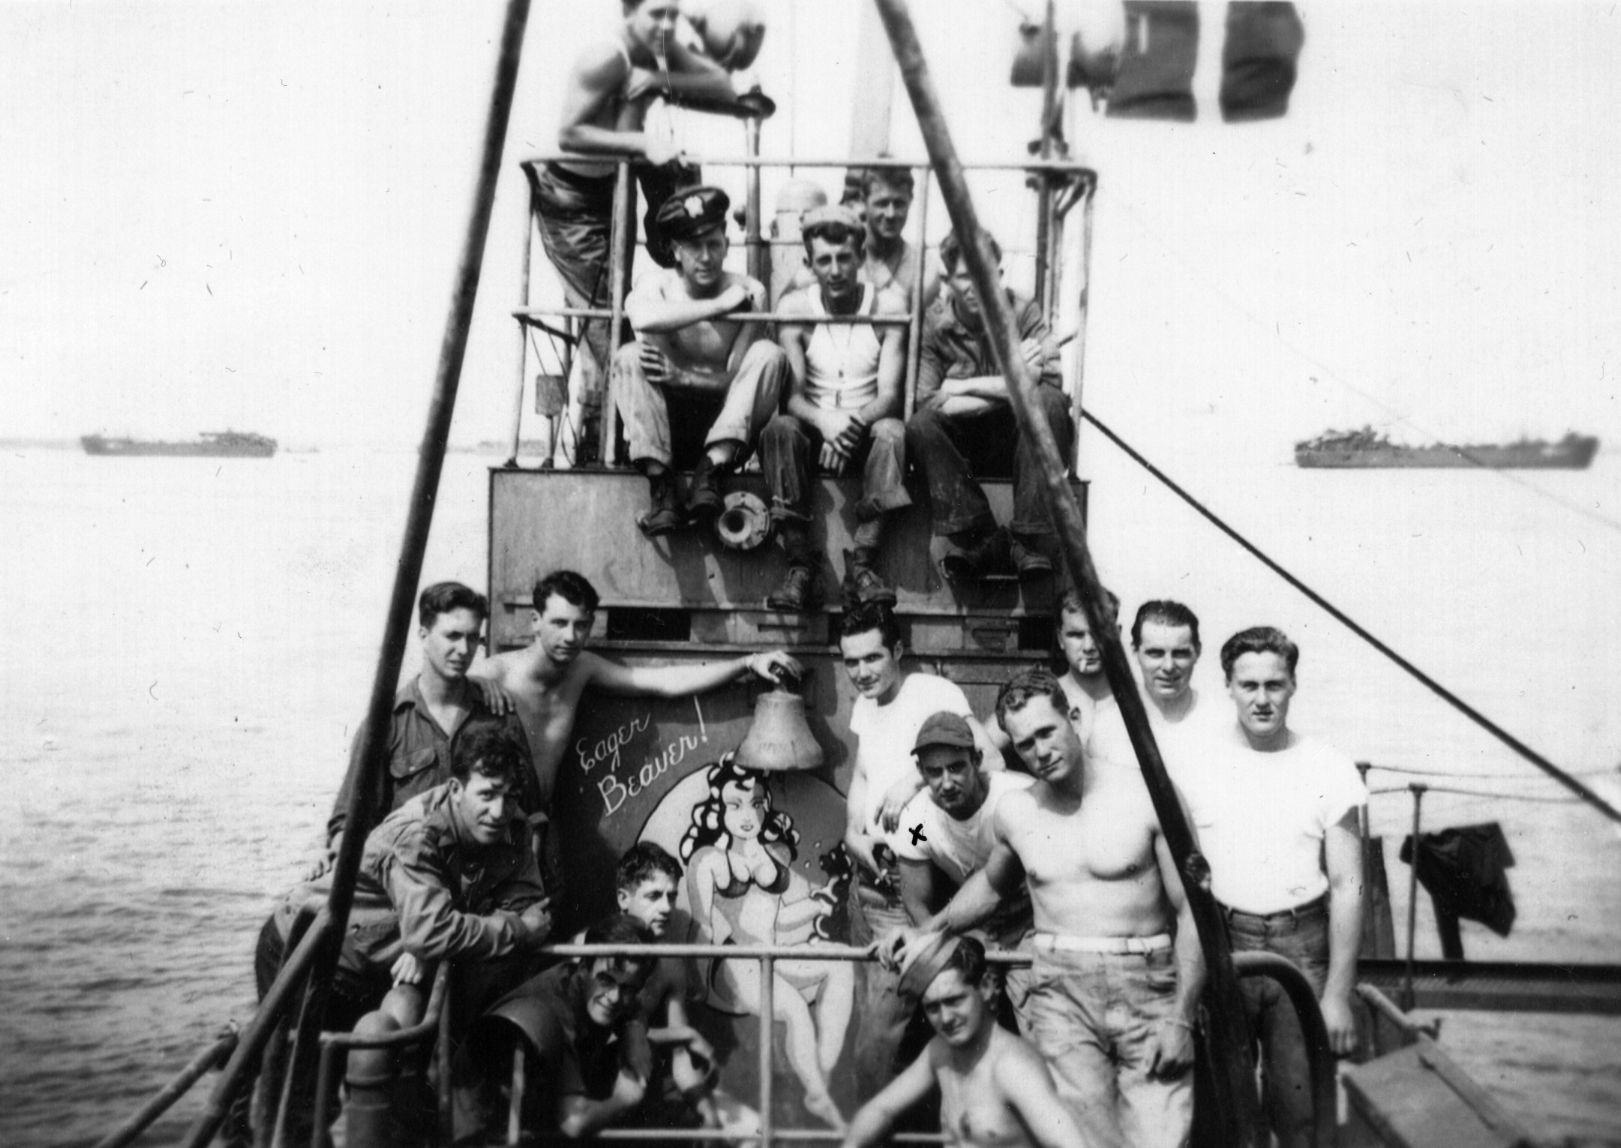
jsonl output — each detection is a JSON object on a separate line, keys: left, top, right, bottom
{"left": 488, "top": 467, "right": 1086, "bottom": 651}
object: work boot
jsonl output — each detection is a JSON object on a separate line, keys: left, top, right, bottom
{"left": 687, "top": 455, "right": 725, "bottom": 520}
{"left": 842, "top": 548, "right": 896, "bottom": 607}
{"left": 766, "top": 564, "right": 820, "bottom": 612}
{"left": 638, "top": 471, "right": 685, "bottom": 537}
{"left": 1009, "top": 533, "right": 1055, "bottom": 580}
{"left": 940, "top": 527, "right": 1012, "bottom": 582}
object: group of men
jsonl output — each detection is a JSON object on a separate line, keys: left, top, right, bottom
{"left": 534, "top": 2, "right": 1072, "bottom": 610}
{"left": 614, "top": 177, "right": 1074, "bottom": 614}
{"left": 235, "top": 565, "right": 1366, "bottom": 1148}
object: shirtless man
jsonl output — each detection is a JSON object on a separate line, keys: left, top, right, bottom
{"left": 534, "top": 0, "right": 740, "bottom": 456}
{"left": 900, "top": 668, "right": 1201, "bottom": 1148}
{"left": 472, "top": 569, "right": 800, "bottom": 811}
{"left": 843, "top": 935, "right": 1082, "bottom": 1148}
{"left": 761, "top": 203, "right": 911, "bottom": 611}
{"left": 613, "top": 185, "right": 791, "bottom": 534}
{"left": 1055, "top": 586, "right": 1119, "bottom": 737}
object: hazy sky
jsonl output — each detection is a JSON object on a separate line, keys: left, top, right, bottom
{"left": 4, "top": 0, "right": 1621, "bottom": 453}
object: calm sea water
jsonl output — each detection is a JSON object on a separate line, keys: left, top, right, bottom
{"left": 1, "top": 445, "right": 1618, "bottom": 1146}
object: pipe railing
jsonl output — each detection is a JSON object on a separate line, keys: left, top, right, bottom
{"left": 507, "top": 150, "right": 1095, "bottom": 470}
{"left": 1234, "top": 952, "right": 1339, "bottom": 1148}
{"left": 93, "top": 1026, "right": 241, "bottom": 1148}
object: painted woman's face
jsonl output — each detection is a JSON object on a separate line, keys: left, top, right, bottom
{"left": 720, "top": 779, "right": 769, "bottom": 841}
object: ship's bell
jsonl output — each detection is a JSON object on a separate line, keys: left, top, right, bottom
{"left": 735, "top": 682, "right": 823, "bottom": 772}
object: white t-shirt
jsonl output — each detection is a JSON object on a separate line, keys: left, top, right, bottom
{"left": 849, "top": 672, "right": 974, "bottom": 849}
{"left": 1087, "top": 688, "right": 1227, "bottom": 787}
{"left": 1184, "top": 728, "right": 1368, "bottom": 915}
{"left": 893, "top": 769, "right": 1033, "bottom": 883}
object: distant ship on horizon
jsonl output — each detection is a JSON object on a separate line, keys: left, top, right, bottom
{"left": 80, "top": 430, "right": 278, "bottom": 458}
{"left": 1295, "top": 427, "right": 1599, "bottom": 470}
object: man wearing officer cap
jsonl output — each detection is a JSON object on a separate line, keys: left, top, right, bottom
{"left": 760, "top": 202, "right": 911, "bottom": 611}
{"left": 843, "top": 933, "right": 1083, "bottom": 1148}
{"left": 615, "top": 185, "right": 790, "bottom": 535}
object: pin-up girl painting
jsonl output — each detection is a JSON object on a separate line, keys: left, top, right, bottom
{"left": 680, "top": 757, "right": 853, "bottom": 1128}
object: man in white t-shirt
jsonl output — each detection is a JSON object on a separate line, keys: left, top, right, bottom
{"left": 838, "top": 602, "right": 997, "bottom": 1098}
{"left": 1194, "top": 626, "right": 1366, "bottom": 1148}
{"left": 893, "top": 710, "right": 1034, "bottom": 1030}
{"left": 1087, "top": 599, "right": 1221, "bottom": 783}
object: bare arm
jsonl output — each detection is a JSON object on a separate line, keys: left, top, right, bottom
{"left": 558, "top": 1069, "right": 647, "bottom": 1138}
{"left": 841, "top": 1048, "right": 937, "bottom": 1148}
{"left": 927, "top": 838, "right": 1023, "bottom": 934}
{"left": 1147, "top": 824, "right": 1203, "bottom": 1078}
{"left": 855, "top": 291, "right": 907, "bottom": 426}
{"left": 1321, "top": 808, "right": 1366, "bottom": 1055}
{"left": 557, "top": 43, "right": 674, "bottom": 165}
{"left": 586, "top": 648, "right": 802, "bottom": 698}
{"left": 843, "top": 759, "right": 882, "bottom": 878}
{"left": 626, "top": 279, "right": 751, "bottom": 334}
{"left": 722, "top": 280, "right": 770, "bottom": 375}
{"left": 997, "top": 1044, "right": 1087, "bottom": 1148}
{"left": 897, "top": 857, "right": 942, "bottom": 927}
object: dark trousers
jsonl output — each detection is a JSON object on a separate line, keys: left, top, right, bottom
{"left": 1226, "top": 900, "right": 1332, "bottom": 1148}
{"left": 904, "top": 386, "right": 1073, "bottom": 537}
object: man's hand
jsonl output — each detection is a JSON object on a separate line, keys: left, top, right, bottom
{"left": 717, "top": 282, "right": 751, "bottom": 313}
{"left": 818, "top": 441, "right": 853, "bottom": 476}
{"left": 518, "top": 898, "right": 553, "bottom": 946}
{"left": 745, "top": 651, "right": 804, "bottom": 683}
{"left": 301, "top": 843, "right": 338, "bottom": 883}
{"left": 1321, "top": 991, "right": 1358, "bottom": 1056}
{"left": 684, "top": 1030, "right": 716, "bottom": 1069}
{"left": 642, "top": 135, "right": 681, "bottom": 167}
{"left": 880, "top": 927, "right": 926, "bottom": 972}
{"left": 819, "top": 409, "right": 867, "bottom": 454}
{"left": 391, "top": 952, "right": 425, "bottom": 987}
{"left": 640, "top": 342, "right": 674, "bottom": 385}
{"left": 845, "top": 831, "right": 882, "bottom": 879}
{"left": 1148, "top": 1017, "right": 1196, "bottom": 1079}
{"left": 877, "top": 776, "right": 919, "bottom": 834}
{"left": 471, "top": 675, "right": 515, "bottom": 716}
{"left": 611, "top": 1068, "right": 647, "bottom": 1110}
{"left": 1019, "top": 337, "right": 1044, "bottom": 373}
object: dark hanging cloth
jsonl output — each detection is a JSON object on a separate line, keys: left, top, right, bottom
{"left": 1399, "top": 822, "right": 1517, "bottom": 959}
{"left": 1091, "top": 1, "right": 1304, "bottom": 123}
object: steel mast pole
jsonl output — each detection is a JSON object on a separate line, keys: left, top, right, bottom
{"left": 867, "top": 2, "right": 1266, "bottom": 1143}
{"left": 181, "top": 2, "right": 534, "bottom": 1143}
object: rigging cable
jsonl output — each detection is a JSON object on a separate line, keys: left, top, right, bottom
{"left": 1111, "top": 203, "right": 1621, "bottom": 536}
{"left": 1082, "top": 407, "right": 1621, "bottom": 828}
{"left": 1370, "top": 785, "right": 1582, "bottom": 805}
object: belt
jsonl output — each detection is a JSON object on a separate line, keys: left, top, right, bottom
{"left": 1218, "top": 893, "right": 1329, "bottom": 927}
{"left": 1032, "top": 932, "right": 1172, "bottom": 955}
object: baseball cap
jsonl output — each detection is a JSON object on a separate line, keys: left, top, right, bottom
{"left": 913, "top": 710, "right": 975, "bottom": 754}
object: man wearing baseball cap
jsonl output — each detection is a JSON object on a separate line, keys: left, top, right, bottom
{"left": 894, "top": 668, "right": 1203, "bottom": 1148}
{"left": 892, "top": 711, "right": 1035, "bottom": 1030}
{"left": 614, "top": 185, "right": 790, "bottom": 536}
{"left": 759, "top": 202, "right": 911, "bottom": 611}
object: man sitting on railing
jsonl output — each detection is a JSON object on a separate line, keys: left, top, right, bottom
{"left": 906, "top": 229, "right": 1073, "bottom": 582}
{"left": 534, "top": 0, "right": 748, "bottom": 460}
{"left": 760, "top": 203, "right": 911, "bottom": 611}
{"left": 894, "top": 668, "right": 1202, "bottom": 1148}
{"left": 228, "top": 719, "right": 554, "bottom": 1147}
{"left": 844, "top": 935, "right": 1083, "bottom": 1148}
{"left": 454, "top": 914, "right": 658, "bottom": 1140}
{"left": 613, "top": 185, "right": 790, "bottom": 536}
{"left": 1188, "top": 627, "right": 1366, "bottom": 1148}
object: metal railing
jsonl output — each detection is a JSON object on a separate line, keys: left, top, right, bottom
{"left": 508, "top": 152, "right": 1096, "bottom": 471}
